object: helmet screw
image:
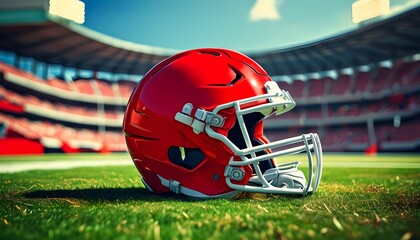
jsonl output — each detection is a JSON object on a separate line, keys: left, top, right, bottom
{"left": 212, "top": 174, "right": 219, "bottom": 181}
{"left": 230, "top": 168, "right": 245, "bottom": 181}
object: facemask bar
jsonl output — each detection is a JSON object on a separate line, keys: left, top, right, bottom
{"left": 236, "top": 133, "right": 321, "bottom": 195}
{"left": 205, "top": 82, "right": 323, "bottom": 196}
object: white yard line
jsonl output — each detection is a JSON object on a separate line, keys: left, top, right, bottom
{"left": 0, "top": 159, "right": 133, "bottom": 173}
{"left": 322, "top": 161, "right": 420, "bottom": 169}
{"left": 0, "top": 159, "right": 419, "bottom": 174}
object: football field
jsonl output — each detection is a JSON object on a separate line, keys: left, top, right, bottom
{"left": 0, "top": 153, "right": 419, "bottom": 239}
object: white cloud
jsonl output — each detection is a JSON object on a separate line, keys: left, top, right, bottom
{"left": 249, "top": 0, "right": 282, "bottom": 22}
{"left": 388, "top": 0, "right": 420, "bottom": 16}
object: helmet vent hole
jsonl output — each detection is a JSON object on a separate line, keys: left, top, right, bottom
{"left": 200, "top": 51, "right": 221, "bottom": 56}
{"left": 168, "top": 146, "right": 205, "bottom": 170}
{"left": 228, "top": 65, "right": 243, "bottom": 86}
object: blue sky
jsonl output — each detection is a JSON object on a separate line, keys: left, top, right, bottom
{"left": 82, "top": 0, "right": 418, "bottom": 52}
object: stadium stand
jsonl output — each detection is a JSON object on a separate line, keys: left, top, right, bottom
{"left": 352, "top": 71, "right": 371, "bottom": 93}
{"left": 266, "top": 56, "right": 420, "bottom": 153}
{"left": 330, "top": 74, "right": 351, "bottom": 96}
{"left": 73, "top": 79, "right": 96, "bottom": 95}
{"left": 0, "top": 4, "right": 419, "bottom": 154}
{"left": 307, "top": 77, "right": 328, "bottom": 98}
{"left": 0, "top": 60, "right": 129, "bottom": 154}
{"left": 1, "top": 57, "right": 419, "bottom": 153}
{"left": 117, "top": 81, "right": 137, "bottom": 98}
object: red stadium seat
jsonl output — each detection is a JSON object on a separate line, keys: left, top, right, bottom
{"left": 91, "top": 79, "right": 116, "bottom": 97}
{"left": 117, "top": 81, "right": 137, "bottom": 98}
{"left": 73, "top": 79, "right": 95, "bottom": 95}
{"left": 352, "top": 71, "right": 371, "bottom": 93}
{"left": 369, "top": 67, "right": 393, "bottom": 93}
{"left": 331, "top": 74, "right": 351, "bottom": 96}
{"left": 288, "top": 79, "right": 306, "bottom": 98}
{"left": 47, "top": 78, "right": 74, "bottom": 92}
{"left": 307, "top": 77, "right": 328, "bottom": 98}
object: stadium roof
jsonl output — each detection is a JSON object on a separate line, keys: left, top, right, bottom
{"left": 0, "top": 1, "right": 177, "bottom": 75}
{"left": 249, "top": 6, "right": 420, "bottom": 76}
{"left": 0, "top": 3, "right": 419, "bottom": 76}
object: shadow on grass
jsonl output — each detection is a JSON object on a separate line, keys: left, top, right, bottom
{"left": 23, "top": 188, "right": 308, "bottom": 203}
{"left": 23, "top": 188, "right": 197, "bottom": 202}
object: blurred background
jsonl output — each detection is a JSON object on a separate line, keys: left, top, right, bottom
{"left": 0, "top": 0, "right": 419, "bottom": 155}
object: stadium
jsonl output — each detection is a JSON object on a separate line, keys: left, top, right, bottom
{"left": 0, "top": 0, "right": 419, "bottom": 239}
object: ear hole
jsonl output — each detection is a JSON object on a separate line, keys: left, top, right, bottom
{"left": 168, "top": 146, "right": 205, "bottom": 170}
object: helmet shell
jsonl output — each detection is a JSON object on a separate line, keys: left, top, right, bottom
{"left": 123, "top": 48, "right": 272, "bottom": 196}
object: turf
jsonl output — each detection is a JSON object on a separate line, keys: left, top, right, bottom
{"left": 0, "top": 154, "right": 419, "bottom": 240}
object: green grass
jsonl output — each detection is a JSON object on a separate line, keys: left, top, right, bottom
{"left": 0, "top": 154, "right": 419, "bottom": 240}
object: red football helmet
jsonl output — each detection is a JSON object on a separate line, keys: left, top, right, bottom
{"left": 123, "top": 48, "right": 322, "bottom": 199}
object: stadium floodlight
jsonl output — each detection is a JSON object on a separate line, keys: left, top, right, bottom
{"left": 352, "top": 0, "right": 390, "bottom": 24}
{"left": 49, "top": 0, "right": 85, "bottom": 24}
